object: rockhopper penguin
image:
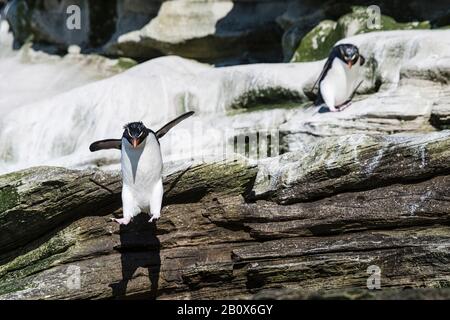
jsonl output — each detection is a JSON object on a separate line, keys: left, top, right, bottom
{"left": 89, "top": 111, "right": 195, "bottom": 225}
{"left": 312, "top": 43, "right": 365, "bottom": 112}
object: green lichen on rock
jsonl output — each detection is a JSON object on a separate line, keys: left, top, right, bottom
{"left": 227, "top": 101, "right": 307, "bottom": 116}
{"left": 164, "top": 161, "right": 258, "bottom": 201}
{"left": 292, "top": 6, "right": 431, "bottom": 62}
{"left": 0, "top": 231, "right": 75, "bottom": 282}
{"left": 116, "top": 57, "right": 138, "bottom": 70}
{"left": 230, "top": 87, "right": 305, "bottom": 110}
{"left": 0, "top": 185, "right": 20, "bottom": 213}
{"left": 0, "top": 277, "right": 29, "bottom": 297}
{"left": 291, "top": 20, "right": 341, "bottom": 63}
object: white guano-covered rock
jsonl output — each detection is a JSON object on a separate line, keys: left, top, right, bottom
{"left": 0, "top": 29, "right": 449, "bottom": 175}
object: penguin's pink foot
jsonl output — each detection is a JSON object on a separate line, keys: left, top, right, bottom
{"left": 328, "top": 106, "right": 339, "bottom": 112}
{"left": 337, "top": 101, "right": 352, "bottom": 111}
{"left": 111, "top": 217, "right": 131, "bottom": 225}
{"left": 149, "top": 213, "right": 160, "bottom": 223}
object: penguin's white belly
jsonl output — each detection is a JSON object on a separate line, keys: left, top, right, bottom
{"left": 121, "top": 135, "right": 162, "bottom": 213}
{"left": 320, "top": 59, "right": 358, "bottom": 107}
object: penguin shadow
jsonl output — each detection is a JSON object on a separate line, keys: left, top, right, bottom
{"left": 110, "top": 214, "right": 161, "bottom": 299}
{"left": 317, "top": 105, "right": 330, "bottom": 113}
{"left": 303, "top": 90, "right": 329, "bottom": 114}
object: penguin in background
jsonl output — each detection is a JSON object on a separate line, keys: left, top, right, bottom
{"left": 310, "top": 43, "right": 366, "bottom": 112}
{"left": 89, "top": 111, "right": 194, "bottom": 225}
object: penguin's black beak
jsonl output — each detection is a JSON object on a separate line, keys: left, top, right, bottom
{"left": 132, "top": 138, "right": 139, "bottom": 148}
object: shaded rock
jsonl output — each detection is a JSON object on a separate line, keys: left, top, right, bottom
{"left": 5, "top": 1, "right": 450, "bottom": 65}
{"left": 431, "top": 104, "right": 450, "bottom": 130}
{"left": 104, "top": 0, "right": 287, "bottom": 65}
{"left": 6, "top": 0, "right": 288, "bottom": 65}
{"left": 0, "top": 132, "right": 449, "bottom": 299}
{"left": 7, "top": 0, "right": 91, "bottom": 51}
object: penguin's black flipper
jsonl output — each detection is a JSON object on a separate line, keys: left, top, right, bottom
{"left": 155, "top": 111, "right": 195, "bottom": 139}
{"left": 89, "top": 139, "right": 122, "bottom": 152}
{"left": 308, "top": 57, "right": 333, "bottom": 106}
{"left": 360, "top": 55, "right": 365, "bottom": 66}
{"left": 311, "top": 58, "right": 332, "bottom": 92}
{"left": 311, "top": 47, "right": 340, "bottom": 92}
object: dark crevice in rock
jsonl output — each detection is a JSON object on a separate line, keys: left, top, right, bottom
{"left": 88, "top": 0, "right": 117, "bottom": 48}
{"left": 89, "top": 178, "right": 116, "bottom": 194}
{"left": 207, "top": 220, "right": 254, "bottom": 236}
{"left": 429, "top": 115, "right": 450, "bottom": 131}
{"left": 229, "top": 88, "right": 307, "bottom": 111}
{"left": 164, "top": 186, "right": 208, "bottom": 205}
{"left": 277, "top": 169, "right": 450, "bottom": 205}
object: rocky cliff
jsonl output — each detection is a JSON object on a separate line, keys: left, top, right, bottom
{"left": 0, "top": 131, "right": 449, "bottom": 299}
{"left": 1, "top": 29, "right": 449, "bottom": 174}
{"left": 1, "top": 1, "right": 450, "bottom": 300}
{"left": 5, "top": 0, "right": 450, "bottom": 64}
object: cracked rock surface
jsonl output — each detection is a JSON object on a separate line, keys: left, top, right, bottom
{"left": 0, "top": 131, "right": 449, "bottom": 299}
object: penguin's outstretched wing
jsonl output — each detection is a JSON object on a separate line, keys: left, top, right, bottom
{"left": 89, "top": 139, "right": 122, "bottom": 152}
{"left": 155, "top": 111, "right": 195, "bottom": 139}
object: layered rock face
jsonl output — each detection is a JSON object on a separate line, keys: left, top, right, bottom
{"left": 0, "top": 131, "right": 449, "bottom": 299}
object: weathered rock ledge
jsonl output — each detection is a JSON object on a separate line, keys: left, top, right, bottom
{"left": 0, "top": 131, "right": 449, "bottom": 299}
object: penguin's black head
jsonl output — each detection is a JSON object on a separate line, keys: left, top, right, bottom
{"left": 337, "top": 44, "right": 360, "bottom": 69}
{"left": 123, "top": 122, "right": 149, "bottom": 148}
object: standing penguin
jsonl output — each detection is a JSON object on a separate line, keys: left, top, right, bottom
{"left": 312, "top": 43, "right": 365, "bottom": 112}
{"left": 89, "top": 111, "right": 194, "bottom": 225}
